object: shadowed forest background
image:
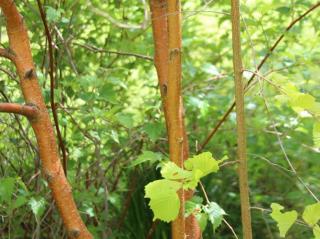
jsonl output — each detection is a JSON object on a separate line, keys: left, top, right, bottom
{"left": 0, "top": 0, "right": 320, "bottom": 238}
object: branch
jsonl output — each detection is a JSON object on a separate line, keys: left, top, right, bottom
{"left": 0, "top": 48, "right": 16, "bottom": 63}
{"left": 36, "top": 0, "right": 68, "bottom": 175}
{"left": 199, "top": 1, "right": 320, "bottom": 152}
{"left": 89, "top": 2, "right": 149, "bottom": 30}
{"left": 0, "top": 103, "right": 38, "bottom": 118}
{"left": 73, "top": 42, "right": 153, "bottom": 61}
{"left": 0, "top": 66, "right": 17, "bottom": 82}
{"left": 231, "top": 0, "right": 252, "bottom": 238}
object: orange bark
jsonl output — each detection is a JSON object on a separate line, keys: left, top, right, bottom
{"left": 150, "top": 0, "right": 200, "bottom": 238}
{"left": 0, "top": 1, "right": 92, "bottom": 238}
{"left": 0, "top": 103, "right": 38, "bottom": 118}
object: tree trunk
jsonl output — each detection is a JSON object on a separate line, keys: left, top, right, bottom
{"left": 150, "top": 0, "right": 200, "bottom": 238}
{"left": 0, "top": 1, "right": 92, "bottom": 238}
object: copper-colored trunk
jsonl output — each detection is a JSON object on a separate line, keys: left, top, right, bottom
{"left": 0, "top": 1, "right": 92, "bottom": 238}
{"left": 150, "top": 0, "right": 201, "bottom": 238}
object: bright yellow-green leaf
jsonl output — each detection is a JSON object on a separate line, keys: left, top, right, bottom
{"left": 184, "top": 152, "right": 219, "bottom": 177}
{"left": 309, "top": 102, "right": 320, "bottom": 116}
{"left": 290, "top": 93, "right": 316, "bottom": 110}
{"left": 283, "top": 83, "right": 299, "bottom": 96}
{"left": 161, "top": 162, "right": 192, "bottom": 180}
{"left": 314, "top": 225, "right": 320, "bottom": 239}
{"left": 270, "top": 203, "right": 297, "bottom": 237}
{"left": 145, "top": 179, "right": 182, "bottom": 222}
{"left": 302, "top": 202, "right": 320, "bottom": 227}
{"left": 313, "top": 121, "right": 320, "bottom": 147}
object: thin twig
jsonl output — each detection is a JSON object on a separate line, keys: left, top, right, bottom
{"left": 73, "top": 42, "right": 153, "bottom": 61}
{"left": 89, "top": 1, "right": 149, "bottom": 30}
{"left": 199, "top": 181, "right": 210, "bottom": 204}
{"left": 36, "top": 0, "right": 68, "bottom": 175}
{"left": 255, "top": 75, "right": 319, "bottom": 202}
{"left": 223, "top": 218, "right": 239, "bottom": 239}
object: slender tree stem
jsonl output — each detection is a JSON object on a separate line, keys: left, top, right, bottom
{"left": 231, "top": 0, "right": 253, "bottom": 238}
{"left": 149, "top": 0, "right": 200, "bottom": 238}
{"left": 199, "top": 1, "right": 320, "bottom": 152}
{"left": 166, "top": 2, "right": 185, "bottom": 238}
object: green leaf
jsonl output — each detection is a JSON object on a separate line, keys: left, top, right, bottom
{"left": 110, "top": 130, "right": 119, "bottom": 144}
{"left": 185, "top": 196, "right": 203, "bottom": 217}
{"left": 83, "top": 203, "right": 95, "bottom": 218}
{"left": 161, "top": 162, "right": 192, "bottom": 180}
{"left": 129, "top": 151, "right": 162, "bottom": 167}
{"left": 29, "top": 197, "right": 46, "bottom": 221}
{"left": 282, "top": 83, "right": 299, "bottom": 96}
{"left": 313, "top": 225, "right": 320, "bottom": 239}
{"left": 270, "top": 203, "right": 297, "bottom": 237}
{"left": 12, "top": 196, "right": 28, "bottom": 210}
{"left": 46, "top": 6, "right": 61, "bottom": 23}
{"left": 99, "top": 84, "right": 117, "bottom": 103}
{"left": 195, "top": 212, "right": 208, "bottom": 232}
{"left": 203, "top": 202, "right": 226, "bottom": 231}
{"left": 143, "top": 122, "right": 163, "bottom": 142}
{"left": 290, "top": 93, "right": 316, "bottom": 110}
{"left": 202, "top": 63, "right": 220, "bottom": 76}
{"left": 308, "top": 101, "right": 320, "bottom": 116}
{"left": 302, "top": 202, "right": 320, "bottom": 226}
{"left": 184, "top": 152, "right": 220, "bottom": 178}
{"left": 313, "top": 121, "right": 320, "bottom": 147}
{"left": 116, "top": 113, "right": 134, "bottom": 128}
{"left": 145, "top": 179, "right": 182, "bottom": 222}
{"left": 0, "top": 177, "right": 15, "bottom": 203}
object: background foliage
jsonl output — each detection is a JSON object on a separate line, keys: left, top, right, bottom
{"left": 0, "top": 0, "right": 319, "bottom": 238}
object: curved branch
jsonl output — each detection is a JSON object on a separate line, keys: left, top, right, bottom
{"left": 0, "top": 48, "right": 17, "bottom": 63}
{"left": 0, "top": 103, "right": 38, "bottom": 118}
{"left": 199, "top": 1, "right": 320, "bottom": 152}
